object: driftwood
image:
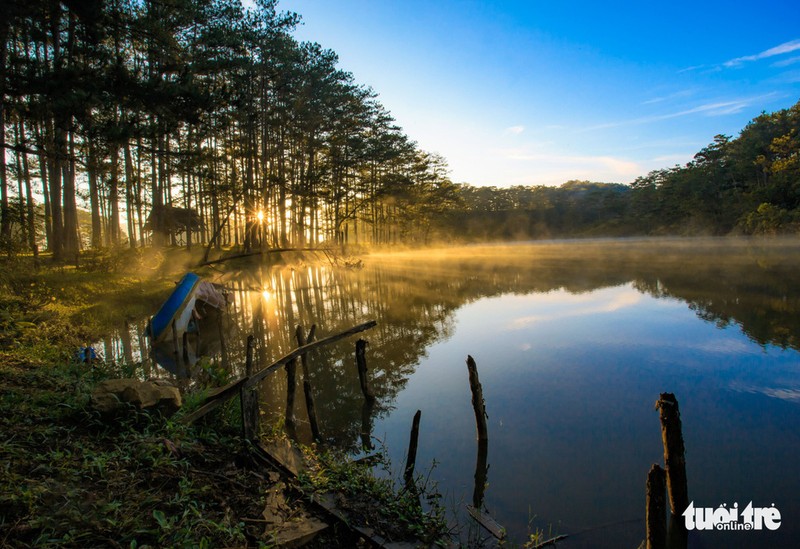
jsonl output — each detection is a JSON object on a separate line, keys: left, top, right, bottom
{"left": 466, "top": 505, "right": 506, "bottom": 540}
{"left": 180, "top": 320, "right": 378, "bottom": 425}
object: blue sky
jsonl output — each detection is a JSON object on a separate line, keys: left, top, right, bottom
{"left": 273, "top": 0, "right": 800, "bottom": 187}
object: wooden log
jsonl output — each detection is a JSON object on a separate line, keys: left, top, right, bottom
{"left": 655, "top": 393, "right": 688, "bottom": 515}
{"left": 355, "top": 339, "right": 376, "bottom": 403}
{"left": 466, "top": 356, "right": 488, "bottom": 443}
{"left": 296, "top": 325, "right": 321, "bottom": 442}
{"left": 646, "top": 464, "right": 667, "bottom": 549}
{"left": 404, "top": 410, "right": 422, "bottom": 488}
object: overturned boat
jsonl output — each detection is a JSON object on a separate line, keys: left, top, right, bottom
{"left": 148, "top": 272, "right": 226, "bottom": 345}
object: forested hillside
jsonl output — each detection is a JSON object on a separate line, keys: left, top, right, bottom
{"left": 1, "top": 0, "right": 799, "bottom": 258}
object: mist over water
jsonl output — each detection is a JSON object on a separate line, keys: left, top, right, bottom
{"left": 103, "top": 238, "right": 800, "bottom": 547}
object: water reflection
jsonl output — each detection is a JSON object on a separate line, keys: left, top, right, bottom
{"left": 99, "top": 239, "right": 800, "bottom": 547}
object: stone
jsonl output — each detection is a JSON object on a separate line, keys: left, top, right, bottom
{"left": 91, "top": 378, "right": 182, "bottom": 416}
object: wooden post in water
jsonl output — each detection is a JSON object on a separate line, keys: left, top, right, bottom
{"left": 285, "top": 333, "right": 298, "bottom": 437}
{"left": 296, "top": 325, "right": 321, "bottom": 442}
{"left": 655, "top": 393, "right": 689, "bottom": 549}
{"left": 467, "top": 355, "right": 489, "bottom": 510}
{"left": 355, "top": 339, "right": 375, "bottom": 403}
{"left": 240, "top": 335, "right": 259, "bottom": 441}
{"left": 646, "top": 464, "right": 667, "bottom": 549}
{"left": 656, "top": 393, "right": 688, "bottom": 516}
{"left": 404, "top": 410, "right": 422, "bottom": 489}
{"left": 466, "top": 356, "right": 488, "bottom": 444}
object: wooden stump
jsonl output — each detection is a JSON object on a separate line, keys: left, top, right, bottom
{"left": 646, "top": 464, "right": 667, "bottom": 549}
{"left": 655, "top": 393, "right": 688, "bottom": 515}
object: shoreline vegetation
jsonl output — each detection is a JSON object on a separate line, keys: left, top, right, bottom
{"left": 0, "top": 248, "right": 453, "bottom": 547}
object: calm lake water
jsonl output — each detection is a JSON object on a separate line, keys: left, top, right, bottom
{"left": 104, "top": 238, "right": 800, "bottom": 548}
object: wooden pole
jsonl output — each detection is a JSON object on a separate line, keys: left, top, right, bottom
{"left": 466, "top": 356, "right": 488, "bottom": 443}
{"left": 646, "top": 464, "right": 667, "bottom": 549}
{"left": 285, "top": 335, "right": 298, "bottom": 434}
{"left": 240, "top": 335, "right": 259, "bottom": 441}
{"left": 240, "top": 336, "right": 257, "bottom": 439}
{"left": 296, "top": 325, "right": 321, "bottom": 442}
{"left": 655, "top": 393, "right": 688, "bottom": 515}
{"left": 404, "top": 410, "right": 422, "bottom": 489}
{"left": 355, "top": 339, "right": 375, "bottom": 403}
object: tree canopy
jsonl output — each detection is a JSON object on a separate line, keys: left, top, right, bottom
{"left": 1, "top": 0, "right": 799, "bottom": 257}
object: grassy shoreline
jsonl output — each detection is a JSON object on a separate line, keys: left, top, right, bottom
{"left": 0, "top": 249, "right": 449, "bottom": 548}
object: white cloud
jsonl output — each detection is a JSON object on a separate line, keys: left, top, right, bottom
{"left": 773, "top": 55, "right": 800, "bottom": 68}
{"left": 581, "top": 93, "right": 780, "bottom": 132}
{"left": 724, "top": 39, "right": 800, "bottom": 67}
{"left": 504, "top": 125, "right": 525, "bottom": 135}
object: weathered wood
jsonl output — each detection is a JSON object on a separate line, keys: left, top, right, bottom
{"left": 355, "top": 339, "right": 376, "bottom": 403}
{"left": 241, "top": 388, "right": 260, "bottom": 441}
{"left": 466, "top": 356, "right": 488, "bottom": 443}
{"left": 655, "top": 393, "right": 688, "bottom": 515}
{"left": 473, "top": 437, "right": 488, "bottom": 508}
{"left": 530, "top": 534, "right": 569, "bottom": 548}
{"left": 199, "top": 247, "right": 328, "bottom": 267}
{"left": 404, "top": 410, "right": 422, "bottom": 488}
{"left": 466, "top": 505, "right": 506, "bottom": 540}
{"left": 646, "top": 464, "right": 667, "bottom": 549}
{"left": 285, "top": 350, "right": 297, "bottom": 434}
{"left": 244, "top": 320, "right": 378, "bottom": 390}
{"left": 240, "top": 335, "right": 259, "bottom": 440}
{"left": 296, "top": 325, "right": 321, "bottom": 442}
{"left": 181, "top": 321, "right": 378, "bottom": 425}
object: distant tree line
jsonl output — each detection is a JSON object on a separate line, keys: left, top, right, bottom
{"left": 440, "top": 99, "right": 800, "bottom": 239}
{"left": 1, "top": 0, "right": 799, "bottom": 259}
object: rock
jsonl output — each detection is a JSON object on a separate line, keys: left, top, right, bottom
{"left": 91, "top": 378, "right": 182, "bottom": 416}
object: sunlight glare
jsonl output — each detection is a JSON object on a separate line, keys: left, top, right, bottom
{"left": 256, "top": 210, "right": 264, "bottom": 223}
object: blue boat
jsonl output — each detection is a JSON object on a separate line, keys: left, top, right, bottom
{"left": 149, "top": 272, "right": 201, "bottom": 344}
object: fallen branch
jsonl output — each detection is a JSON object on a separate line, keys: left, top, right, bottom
{"left": 199, "top": 248, "right": 329, "bottom": 267}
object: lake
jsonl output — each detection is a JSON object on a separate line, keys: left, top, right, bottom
{"left": 104, "top": 238, "right": 800, "bottom": 548}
